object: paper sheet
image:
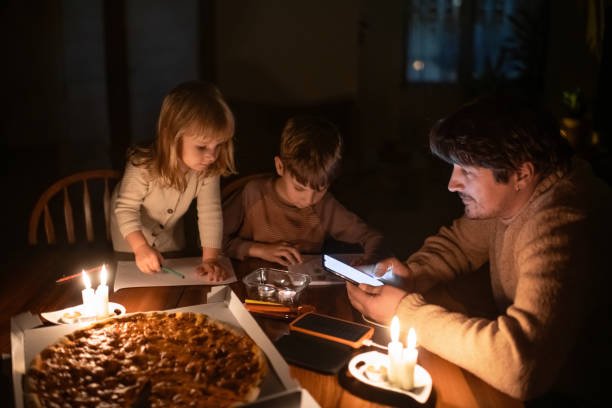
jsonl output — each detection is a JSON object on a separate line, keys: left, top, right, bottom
{"left": 114, "top": 256, "right": 237, "bottom": 291}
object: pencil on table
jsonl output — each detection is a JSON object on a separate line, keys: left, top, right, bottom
{"left": 162, "top": 266, "right": 185, "bottom": 279}
{"left": 55, "top": 265, "right": 103, "bottom": 284}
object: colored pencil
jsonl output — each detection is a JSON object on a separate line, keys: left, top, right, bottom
{"left": 162, "top": 266, "right": 185, "bottom": 279}
{"left": 55, "top": 265, "right": 103, "bottom": 284}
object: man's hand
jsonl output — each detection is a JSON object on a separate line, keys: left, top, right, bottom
{"left": 134, "top": 244, "right": 164, "bottom": 274}
{"left": 196, "top": 259, "right": 228, "bottom": 282}
{"left": 250, "top": 242, "right": 303, "bottom": 266}
{"left": 374, "top": 257, "right": 413, "bottom": 278}
{"left": 346, "top": 282, "right": 408, "bottom": 324}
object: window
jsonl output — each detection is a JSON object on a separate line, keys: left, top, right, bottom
{"left": 404, "top": 0, "right": 547, "bottom": 84}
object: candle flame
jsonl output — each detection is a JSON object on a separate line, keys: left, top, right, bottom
{"left": 100, "top": 264, "right": 108, "bottom": 286}
{"left": 407, "top": 327, "right": 417, "bottom": 349}
{"left": 390, "top": 316, "right": 400, "bottom": 342}
{"left": 82, "top": 271, "right": 91, "bottom": 289}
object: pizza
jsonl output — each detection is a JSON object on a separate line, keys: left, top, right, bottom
{"left": 23, "top": 311, "right": 267, "bottom": 407}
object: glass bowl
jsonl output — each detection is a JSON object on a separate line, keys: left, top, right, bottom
{"left": 242, "top": 268, "right": 311, "bottom": 306}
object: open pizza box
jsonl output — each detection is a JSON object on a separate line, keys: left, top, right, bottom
{"left": 11, "top": 286, "right": 320, "bottom": 407}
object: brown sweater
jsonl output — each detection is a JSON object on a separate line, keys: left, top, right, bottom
{"left": 397, "top": 159, "right": 611, "bottom": 403}
{"left": 222, "top": 176, "right": 386, "bottom": 260}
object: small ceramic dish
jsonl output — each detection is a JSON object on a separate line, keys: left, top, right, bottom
{"left": 348, "top": 350, "right": 432, "bottom": 404}
{"left": 41, "top": 302, "right": 126, "bottom": 324}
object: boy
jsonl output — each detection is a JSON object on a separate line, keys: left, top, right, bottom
{"left": 223, "top": 115, "right": 387, "bottom": 266}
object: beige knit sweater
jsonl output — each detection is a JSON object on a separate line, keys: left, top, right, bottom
{"left": 111, "top": 162, "right": 223, "bottom": 253}
{"left": 397, "top": 159, "right": 611, "bottom": 402}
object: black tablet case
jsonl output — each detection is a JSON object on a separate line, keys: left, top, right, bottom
{"left": 274, "top": 332, "right": 354, "bottom": 375}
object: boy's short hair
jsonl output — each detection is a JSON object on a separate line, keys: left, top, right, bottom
{"left": 279, "top": 115, "right": 343, "bottom": 190}
{"left": 429, "top": 92, "right": 572, "bottom": 183}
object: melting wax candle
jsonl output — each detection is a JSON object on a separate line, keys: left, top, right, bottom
{"left": 387, "top": 316, "right": 403, "bottom": 386}
{"left": 95, "top": 265, "right": 109, "bottom": 318}
{"left": 81, "top": 271, "right": 95, "bottom": 317}
{"left": 400, "top": 327, "right": 419, "bottom": 390}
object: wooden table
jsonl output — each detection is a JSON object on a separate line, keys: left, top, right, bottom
{"left": 0, "top": 247, "right": 523, "bottom": 408}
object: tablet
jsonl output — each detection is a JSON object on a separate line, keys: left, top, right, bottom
{"left": 322, "top": 254, "right": 383, "bottom": 287}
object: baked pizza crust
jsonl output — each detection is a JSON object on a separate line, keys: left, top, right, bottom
{"left": 23, "top": 312, "right": 267, "bottom": 407}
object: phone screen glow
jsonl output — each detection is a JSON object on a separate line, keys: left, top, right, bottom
{"left": 323, "top": 255, "right": 383, "bottom": 286}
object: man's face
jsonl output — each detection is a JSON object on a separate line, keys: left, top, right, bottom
{"left": 448, "top": 164, "right": 519, "bottom": 219}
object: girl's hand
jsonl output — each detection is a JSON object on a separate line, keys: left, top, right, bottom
{"left": 196, "top": 259, "right": 228, "bottom": 281}
{"left": 250, "top": 242, "right": 303, "bottom": 266}
{"left": 134, "top": 244, "right": 164, "bottom": 274}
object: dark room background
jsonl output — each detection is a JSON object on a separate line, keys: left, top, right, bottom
{"left": 1, "top": 0, "right": 609, "bottom": 259}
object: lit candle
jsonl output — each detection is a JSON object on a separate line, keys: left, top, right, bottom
{"left": 81, "top": 271, "right": 95, "bottom": 317}
{"left": 387, "top": 316, "right": 403, "bottom": 386}
{"left": 400, "top": 328, "right": 419, "bottom": 390}
{"left": 95, "top": 265, "right": 109, "bottom": 318}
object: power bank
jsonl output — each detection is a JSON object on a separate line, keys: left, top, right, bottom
{"left": 289, "top": 312, "right": 374, "bottom": 348}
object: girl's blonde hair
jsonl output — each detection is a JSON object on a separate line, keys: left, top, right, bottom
{"left": 129, "top": 81, "right": 236, "bottom": 190}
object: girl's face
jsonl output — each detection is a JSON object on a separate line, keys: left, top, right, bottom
{"left": 180, "top": 133, "right": 224, "bottom": 173}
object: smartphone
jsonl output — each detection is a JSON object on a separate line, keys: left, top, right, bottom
{"left": 289, "top": 312, "right": 374, "bottom": 348}
{"left": 321, "top": 254, "right": 383, "bottom": 287}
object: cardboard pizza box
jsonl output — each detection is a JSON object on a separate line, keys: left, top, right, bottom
{"left": 11, "top": 286, "right": 320, "bottom": 407}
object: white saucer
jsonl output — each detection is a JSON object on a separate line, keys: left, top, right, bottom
{"left": 348, "top": 350, "right": 432, "bottom": 404}
{"left": 41, "top": 302, "right": 127, "bottom": 325}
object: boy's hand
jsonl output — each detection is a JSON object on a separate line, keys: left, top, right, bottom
{"left": 250, "top": 242, "right": 303, "bottom": 266}
{"left": 349, "top": 256, "right": 371, "bottom": 267}
{"left": 196, "top": 259, "right": 228, "bottom": 282}
{"left": 134, "top": 244, "right": 164, "bottom": 274}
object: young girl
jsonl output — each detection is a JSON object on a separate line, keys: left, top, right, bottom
{"left": 110, "top": 80, "right": 236, "bottom": 280}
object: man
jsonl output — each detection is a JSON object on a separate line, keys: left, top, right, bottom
{"left": 347, "top": 93, "right": 611, "bottom": 406}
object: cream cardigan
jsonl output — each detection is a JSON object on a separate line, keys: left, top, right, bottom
{"left": 111, "top": 162, "right": 223, "bottom": 253}
{"left": 397, "top": 159, "right": 611, "bottom": 403}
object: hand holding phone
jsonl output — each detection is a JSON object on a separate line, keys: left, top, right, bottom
{"left": 322, "top": 254, "right": 383, "bottom": 286}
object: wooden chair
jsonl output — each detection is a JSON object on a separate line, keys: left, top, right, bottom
{"left": 221, "top": 172, "right": 273, "bottom": 202}
{"left": 28, "top": 169, "right": 121, "bottom": 245}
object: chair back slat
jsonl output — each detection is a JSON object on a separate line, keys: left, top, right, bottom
{"left": 63, "top": 187, "right": 75, "bottom": 244}
{"left": 103, "top": 178, "right": 112, "bottom": 240}
{"left": 28, "top": 169, "right": 121, "bottom": 246}
{"left": 43, "top": 205, "right": 56, "bottom": 244}
{"left": 83, "top": 180, "right": 94, "bottom": 242}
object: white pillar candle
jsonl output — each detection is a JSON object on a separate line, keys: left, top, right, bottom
{"left": 399, "top": 328, "right": 419, "bottom": 390}
{"left": 81, "top": 271, "right": 95, "bottom": 317}
{"left": 95, "top": 265, "right": 109, "bottom": 318}
{"left": 387, "top": 316, "right": 403, "bottom": 386}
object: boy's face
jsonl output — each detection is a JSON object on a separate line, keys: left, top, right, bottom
{"left": 274, "top": 157, "right": 328, "bottom": 209}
